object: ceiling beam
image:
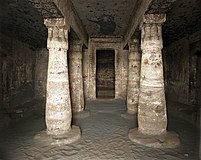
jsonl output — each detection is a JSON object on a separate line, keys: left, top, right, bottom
{"left": 54, "top": 0, "right": 89, "bottom": 47}
{"left": 122, "top": 0, "right": 153, "bottom": 47}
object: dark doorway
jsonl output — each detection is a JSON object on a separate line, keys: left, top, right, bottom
{"left": 96, "top": 50, "right": 115, "bottom": 98}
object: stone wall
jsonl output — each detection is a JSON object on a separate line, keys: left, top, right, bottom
{"left": 163, "top": 38, "right": 190, "bottom": 104}
{"left": 164, "top": 30, "right": 201, "bottom": 106}
{"left": 0, "top": 34, "right": 36, "bottom": 113}
{"left": 34, "top": 48, "right": 48, "bottom": 98}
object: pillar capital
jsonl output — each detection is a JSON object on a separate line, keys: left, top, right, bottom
{"left": 44, "top": 18, "right": 68, "bottom": 50}
{"left": 69, "top": 40, "right": 83, "bottom": 60}
{"left": 128, "top": 39, "right": 140, "bottom": 60}
{"left": 141, "top": 14, "right": 166, "bottom": 51}
{"left": 129, "top": 39, "right": 139, "bottom": 51}
{"left": 143, "top": 14, "right": 166, "bottom": 24}
{"left": 69, "top": 40, "right": 83, "bottom": 52}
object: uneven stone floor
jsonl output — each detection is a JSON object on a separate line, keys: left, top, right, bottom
{"left": 0, "top": 99, "right": 199, "bottom": 160}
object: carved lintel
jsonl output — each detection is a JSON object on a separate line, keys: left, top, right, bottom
{"left": 44, "top": 18, "right": 68, "bottom": 50}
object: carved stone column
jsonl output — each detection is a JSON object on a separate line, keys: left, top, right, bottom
{"left": 126, "top": 39, "right": 141, "bottom": 114}
{"left": 83, "top": 49, "right": 89, "bottom": 100}
{"left": 128, "top": 14, "right": 180, "bottom": 148}
{"left": 69, "top": 41, "right": 90, "bottom": 118}
{"left": 35, "top": 18, "right": 81, "bottom": 145}
{"left": 69, "top": 41, "right": 84, "bottom": 112}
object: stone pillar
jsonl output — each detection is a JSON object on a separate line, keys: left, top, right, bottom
{"left": 69, "top": 41, "right": 84, "bottom": 113}
{"left": 115, "top": 49, "right": 122, "bottom": 99}
{"left": 126, "top": 39, "right": 141, "bottom": 114}
{"left": 35, "top": 18, "right": 80, "bottom": 145}
{"left": 128, "top": 14, "right": 180, "bottom": 148}
{"left": 88, "top": 40, "right": 96, "bottom": 99}
{"left": 83, "top": 49, "right": 89, "bottom": 100}
{"left": 121, "top": 50, "right": 129, "bottom": 99}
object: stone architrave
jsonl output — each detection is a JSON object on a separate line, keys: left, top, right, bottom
{"left": 69, "top": 41, "right": 85, "bottom": 113}
{"left": 128, "top": 14, "right": 180, "bottom": 148}
{"left": 35, "top": 18, "right": 80, "bottom": 145}
{"left": 126, "top": 39, "right": 141, "bottom": 114}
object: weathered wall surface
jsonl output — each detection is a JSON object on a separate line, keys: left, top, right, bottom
{"left": 163, "top": 38, "right": 190, "bottom": 104}
{"left": 0, "top": 34, "right": 36, "bottom": 112}
{"left": 164, "top": 30, "right": 201, "bottom": 125}
{"left": 34, "top": 48, "right": 48, "bottom": 98}
{"left": 164, "top": 30, "right": 201, "bottom": 106}
{"left": 121, "top": 50, "right": 128, "bottom": 99}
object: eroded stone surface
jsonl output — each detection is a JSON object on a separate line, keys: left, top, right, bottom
{"left": 34, "top": 125, "right": 81, "bottom": 145}
{"left": 0, "top": 34, "right": 35, "bottom": 111}
{"left": 71, "top": 0, "right": 137, "bottom": 36}
{"left": 138, "top": 14, "right": 167, "bottom": 135}
{"left": 69, "top": 41, "right": 85, "bottom": 113}
{"left": 120, "top": 50, "right": 128, "bottom": 99}
{"left": 0, "top": 99, "right": 198, "bottom": 160}
{"left": 128, "top": 128, "right": 180, "bottom": 148}
{"left": 35, "top": 48, "right": 48, "bottom": 98}
{"left": 83, "top": 49, "right": 89, "bottom": 100}
{"left": 44, "top": 18, "right": 72, "bottom": 136}
{"left": 126, "top": 39, "right": 141, "bottom": 114}
{"left": 128, "top": 14, "right": 180, "bottom": 149}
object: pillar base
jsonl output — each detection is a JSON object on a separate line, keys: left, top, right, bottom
{"left": 73, "top": 110, "right": 90, "bottom": 119}
{"left": 127, "top": 104, "right": 138, "bottom": 114}
{"left": 128, "top": 128, "right": 180, "bottom": 148}
{"left": 121, "top": 111, "right": 136, "bottom": 120}
{"left": 34, "top": 125, "right": 81, "bottom": 145}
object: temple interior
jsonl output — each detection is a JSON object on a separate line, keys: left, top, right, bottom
{"left": 0, "top": 0, "right": 200, "bottom": 159}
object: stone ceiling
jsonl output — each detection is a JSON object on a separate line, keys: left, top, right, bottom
{"left": 163, "top": 0, "right": 201, "bottom": 46}
{"left": 0, "top": 0, "right": 201, "bottom": 49}
{"left": 0, "top": 0, "right": 47, "bottom": 49}
{"left": 71, "top": 0, "right": 137, "bottom": 37}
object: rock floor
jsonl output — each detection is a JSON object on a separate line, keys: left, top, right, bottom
{"left": 0, "top": 99, "right": 199, "bottom": 160}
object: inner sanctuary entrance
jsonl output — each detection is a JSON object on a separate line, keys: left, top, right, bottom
{"left": 96, "top": 50, "right": 115, "bottom": 98}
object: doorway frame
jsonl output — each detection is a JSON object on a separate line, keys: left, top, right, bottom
{"left": 87, "top": 37, "right": 125, "bottom": 100}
